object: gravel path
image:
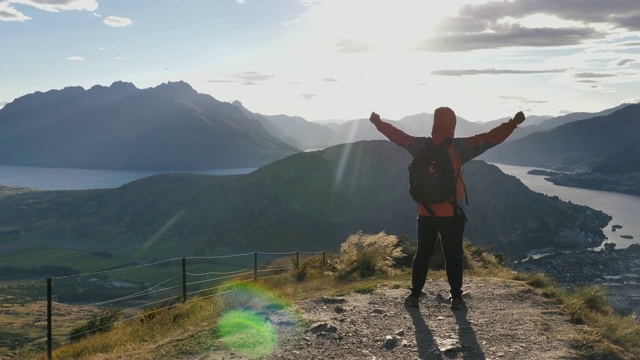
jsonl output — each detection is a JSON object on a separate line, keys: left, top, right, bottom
{"left": 199, "top": 277, "right": 585, "bottom": 360}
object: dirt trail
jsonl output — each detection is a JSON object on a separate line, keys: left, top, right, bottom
{"left": 197, "top": 277, "right": 585, "bottom": 360}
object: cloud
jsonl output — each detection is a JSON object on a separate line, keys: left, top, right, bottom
{"left": 498, "top": 96, "right": 547, "bottom": 104}
{"left": 236, "top": 0, "right": 245, "bottom": 4}
{"left": 431, "top": 68, "right": 567, "bottom": 76}
{"left": 322, "top": 77, "right": 338, "bottom": 82}
{"left": 617, "top": 41, "right": 640, "bottom": 47}
{"left": 66, "top": 56, "right": 85, "bottom": 61}
{"left": 612, "top": 11, "right": 640, "bottom": 31}
{"left": 8, "top": 0, "right": 98, "bottom": 13}
{"left": 207, "top": 72, "right": 275, "bottom": 85}
{"left": 103, "top": 16, "right": 133, "bottom": 28}
{"left": 230, "top": 71, "right": 275, "bottom": 85}
{"left": 417, "top": 0, "right": 640, "bottom": 52}
{"left": 0, "top": 2, "right": 30, "bottom": 21}
{"left": 420, "top": 25, "right": 601, "bottom": 52}
{"left": 335, "top": 39, "right": 372, "bottom": 53}
{"left": 301, "top": 93, "right": 317, "bottom": 100}
{"left": 617, "top": 59, "right": 635, "bottom": 66}
{"left": 573, "top": 72, "right": 616, "bottom": 78}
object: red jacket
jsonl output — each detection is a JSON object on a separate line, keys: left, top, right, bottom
{"left": 372, "top": 107, "right": 518, "bottom": 217}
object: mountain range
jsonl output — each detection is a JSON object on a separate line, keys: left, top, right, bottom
{"left": 1, "top": 81, "right": 637, "bottom": 173}
{"left": 0, "top": 81, "right": 298, "bottom": 170}
{"left": 480, "top": 104, "right": 640, "bottom": 171}
{"left": 1, "top": 80, "right": 637, "bottom": 273}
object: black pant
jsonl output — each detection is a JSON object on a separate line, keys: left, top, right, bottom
{"left": 411, "top": 215, "right": 466, "bottom": 299}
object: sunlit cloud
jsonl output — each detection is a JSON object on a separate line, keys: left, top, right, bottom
{"left": 0, "top": 2, "right": 30, "bottom": 21}
{"left": 66, "top": 56, "right": 85, "bottom": 61}
{"left": 103, "top": 16, "right": 133, "bottom": 28}
{"left": 432, "top": 68, "right": 567, "bottom": 76}
{"left": 416, "top": 0, "right": 640, "bottom": 52}
{"left": 8, "top": 0, "right": 98, "bottom": 12}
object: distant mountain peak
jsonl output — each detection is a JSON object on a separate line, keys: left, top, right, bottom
{"left": 156, "top": 80, "right": 194, "bottom": 91}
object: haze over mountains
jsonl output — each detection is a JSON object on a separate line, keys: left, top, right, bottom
{"left": 1, "top": 81, "right": 637, "bottom": 174}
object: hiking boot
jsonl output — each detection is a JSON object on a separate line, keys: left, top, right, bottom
{"left": 450, "top": 297, "right": 466, "bottom": 310}
{"left": 404, "top": 294, "right": 420, "bottom": 308}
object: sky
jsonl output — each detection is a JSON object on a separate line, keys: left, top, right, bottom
{"left": 1, "top": 0, "right": 640, "bottom": 123}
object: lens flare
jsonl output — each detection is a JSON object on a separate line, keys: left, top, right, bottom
{"left": 218, "top": 310, "right": 277, "bottom": 356}
{"left": 214, "top": 283, "right": 301, "bottom": 358}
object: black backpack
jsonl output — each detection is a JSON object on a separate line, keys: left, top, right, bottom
{"left": 407, "top": 138, "right": 461, "bottom": 215}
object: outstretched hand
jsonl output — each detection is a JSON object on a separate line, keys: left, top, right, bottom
{"left": 369, "top": 112, "right": 381, "bottom": 123}
{"left": 512, "top": 111, "right": 526, "bottom": 125}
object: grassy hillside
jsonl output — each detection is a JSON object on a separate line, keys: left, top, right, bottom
{"left": 13, "top": 238, "right": 639, "bottom": 360}
{"left": 0, "top": 140, "right": 601, "bottom": 277}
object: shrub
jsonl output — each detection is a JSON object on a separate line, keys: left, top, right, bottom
{"left": 292, "top": 255, "right": 323, "bottom": 281}
{"left": 334, "top": 231, "right": 403, "bottom": 279}
{"left": 69, "top": 309, "right": 122, "bottom": 342}
{"left": 138, "top": 298, "right": 180, "bottom": 323}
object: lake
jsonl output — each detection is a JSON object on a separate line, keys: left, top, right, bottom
{"left": 493, "top": 163, "right": 640, "bottom": 250}
{"left": 0, "top": 165, "right": 255, "bottom": 190}
{"left": 2, "top": 163, "right": 638, "bottom": 249}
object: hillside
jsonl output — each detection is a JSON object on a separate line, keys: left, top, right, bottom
{"left": 0, "top": 82, "right": 299, "bottom": 170}
{"left": 31, "top": 242, "right": 640, "bottom": 360}
{"left": 0, "top": 141, "right": 600, "bottom": 272}
{"left": 481, "top": 103, "right": 640, "bottom": 171}
{"left": 503, "top": 103, "right": 631, "bottom": 142}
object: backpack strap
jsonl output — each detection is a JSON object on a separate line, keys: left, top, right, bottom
{"left": 451, "top": 145, "right": 469, "bottom": 222}
{"left": 451, "top": 173, "right": 467, "bottom": 222}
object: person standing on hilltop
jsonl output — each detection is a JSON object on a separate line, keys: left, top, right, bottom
{"left": 369, "top": 107, "right": 526, "bottom": 309}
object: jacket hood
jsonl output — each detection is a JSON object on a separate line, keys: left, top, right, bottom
{"left": 431, "top": 106, "right": 456, "bottom": 146}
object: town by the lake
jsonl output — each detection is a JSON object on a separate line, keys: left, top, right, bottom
{"left": 513, "top": 237, "right": 640, "bottom": 321}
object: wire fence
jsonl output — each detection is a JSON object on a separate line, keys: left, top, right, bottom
{"left": 0, "top": 250, "right": 327, "bottom": 359}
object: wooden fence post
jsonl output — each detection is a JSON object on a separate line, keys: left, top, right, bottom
{"left": 254, "top": 252, "right": 258, "bottom": 281}
{"left": 182, "top": 258, "right": 187, "bottom": 303}
{"left": 47, "top": 277, "right": 52, "bottom": 360}
{"left": 295, "top": 251, "right": 300, "bottom": 270}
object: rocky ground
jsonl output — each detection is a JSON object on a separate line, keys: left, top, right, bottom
{"left": 197, "top": 277, "right": 586, "bottom": 360}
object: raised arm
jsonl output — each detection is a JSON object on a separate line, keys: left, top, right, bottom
{"left": 369, "top": 112, "right": 415, "bottom": 147}
{"left": 456, "top": 111, "right": 525, "bottom": 163}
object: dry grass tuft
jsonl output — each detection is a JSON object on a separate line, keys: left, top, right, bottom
{"left": 333, "top": 231, "right": 403, "bottom": 279}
